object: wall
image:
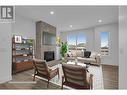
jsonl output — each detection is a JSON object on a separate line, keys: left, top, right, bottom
{"left": 56, "top": 30, "right": 61, "bottom": 60}
{"left": 85, "top": 28, "right": 95, "bottom": 51}
{"left": 12, "top": 14, "right": 36, "bottom": 39}
{"left": 94, "top": 23, "right": 118, "bottom": 66}
{"left": 60, "top": 23, "right": 118, "bottom": 66}
{"left": 119, "top": 6, "right": 127, "bottom": 89}
{"left": 0, "top": 23, "right": 12, "bottom": 83}
{"left": 0, "top": 14, "right": 36, "bottom": 83}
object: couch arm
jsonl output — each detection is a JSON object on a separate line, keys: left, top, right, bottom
{"left": 95, "top": 55, "right": 101, "bottom": 65}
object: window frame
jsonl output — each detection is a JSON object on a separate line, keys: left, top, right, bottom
{"left": 67, "top": 32, "right": 87, "bottom": 51}
{"left": 100, "top": 31, "right": 110, "bottom": 56}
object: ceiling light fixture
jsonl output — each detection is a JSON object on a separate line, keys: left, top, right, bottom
{"left": 70, "top": 25, "right": 73, "bottom": 28}
{"left": 50, "top": 11, "right": 54, "bottom": 15}
{"left": 98, "top": 19, "right": 102, "bottom": 23}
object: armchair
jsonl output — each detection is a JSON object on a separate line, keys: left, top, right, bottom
{"left": 33, "top": 58, "right": 59, "bottom": 88}
{"left": 61, "top": 63, "right": 93, "bottom": 89}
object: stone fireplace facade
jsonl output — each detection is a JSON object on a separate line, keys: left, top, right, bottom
{"left": 36, "top": 21, "right": 56, "bottom": 60}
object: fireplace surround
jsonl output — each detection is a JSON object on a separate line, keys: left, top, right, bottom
{"left": 44, "top": 51, "right": 55, "bottom": 62}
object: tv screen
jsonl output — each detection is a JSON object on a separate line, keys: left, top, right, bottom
{"left": 43, "top": 32, "right": 56, "bottom": 45}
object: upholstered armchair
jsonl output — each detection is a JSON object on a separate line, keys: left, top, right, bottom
{"left": 61, "top": 63, "right": 93, "bottom": 89}
{"left": 33, "top": 58, "right": 59, "bottom": 88}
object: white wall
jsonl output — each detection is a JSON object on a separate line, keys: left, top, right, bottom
{"left": 0, "top": 14, "right": 36, "bottom": 83}
{"left": 94, "top": 23, "right": 118, "bottom": 66}
{"left": 85, "top": 28, "right": 95, "bottom": 51}
{"left": 56, "top": 30, "right": 61, "bottom": 60}
{"left": 119, "top": 6, "right": 127, "bottom": 89}
{"left": 60, "top": 32, "right": 67, "bottom": 43}
{"left": 12, "top": 14, "right": 36, "bottom": 39}
{"left": 0, "top": 23, "right": 12, "bottom": 83}
{"left": 60, "top": 23, "right": 118, "bottom": 66}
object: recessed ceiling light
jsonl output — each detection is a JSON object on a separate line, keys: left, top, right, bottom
{"left": 50, "top": 11, "right": 54, "bottom": 15}
{"left": 98, "top": 19, "right": 102, "bottom": 23}
{"left": 70, "top": 25, "right": 73, "bottom": 28}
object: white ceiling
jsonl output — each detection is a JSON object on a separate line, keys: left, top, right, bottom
{"left": 15, "top": 6, "right": 118, "bottom": 32}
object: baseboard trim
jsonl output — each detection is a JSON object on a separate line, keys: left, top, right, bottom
{"left": 0, "top": 75, "right": 12, "bottom": 83}
{"left": 101, "top": 64, "right": 119, "bottom": 67}
{"left": 101, "top": 64, "right": 118, "bottom": 68}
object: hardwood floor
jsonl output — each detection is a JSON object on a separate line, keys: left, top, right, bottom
{"left": 102, "top": 64, "right": 118, "bottom": 89}
{"left": 0, "top": 64, "right": 118, "bottom": 89}
{"left": 0, "top": 69, "right": 62, "bottom": 89}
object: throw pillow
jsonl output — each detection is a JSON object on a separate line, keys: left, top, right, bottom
{"left": 84, "top": 51, "right": 91, "bottom": 58}
{"left": 67, "top": 52, "right": 72, "bottom": 57}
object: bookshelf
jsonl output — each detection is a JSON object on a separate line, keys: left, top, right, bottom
{"left": 12, "top": 36, "right": 34, "bottom": 73}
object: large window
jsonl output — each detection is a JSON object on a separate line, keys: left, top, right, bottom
{"left": 68, "top": 32, "right": 86, "bottom": 51}
{"left": 68, "top": 34, "right": 76, "bottom": 50}
{"left": 100, "top": 32, "right": 109, "bottom": 55}
{"left": 77, "top": 32, "right": 86, "bottom": 50}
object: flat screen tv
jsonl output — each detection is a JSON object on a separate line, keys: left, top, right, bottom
{"left": 43, "top": 31, "right": 56, "bottom": 45}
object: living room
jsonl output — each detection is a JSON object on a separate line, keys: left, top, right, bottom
{"left": 0, "top": 6, "right": 118, "bottom": 89}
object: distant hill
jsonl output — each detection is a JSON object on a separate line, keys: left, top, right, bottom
{"left": 77, "top": 43, "right": 86, "bottom": 47}
{"left": 68, "top": 43, "right": 86, "bottom": 50}
{"left": 101, "top": 46, "right": 109, "bottom": 49}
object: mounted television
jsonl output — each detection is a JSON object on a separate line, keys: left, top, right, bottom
{"left": 43, "top": 31, "right": 56, "bottom": 45}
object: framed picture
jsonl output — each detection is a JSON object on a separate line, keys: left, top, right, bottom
{"left": 14, "top": 35, "right": 22, "bottom": 43}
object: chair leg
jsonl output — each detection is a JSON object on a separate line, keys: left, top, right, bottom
{"left": 33, "top": 74, "right": 35, "bottom": 81}
{"left": 47, "top": 79, "right": 50, "bottom": 88}
{"left": 61, "top": 76, "right": 64, "bottom": 89}
{"left": 61, "top": 83, "right": 63, "bottom": 89}
{"left": 33, "top": 70, "right": 36, "bottom": 81}
{"left": 57, "top": 68, "right": 60, "bottom": 79}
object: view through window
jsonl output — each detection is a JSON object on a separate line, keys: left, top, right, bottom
{"left": 68, "top": 32, "right": 86, "bottom": 51}
{"left": 68, "top": 34, "right": 76, "bottom": 50}
{"left": 100, "top": 32, "right": 109, "bottom": 55}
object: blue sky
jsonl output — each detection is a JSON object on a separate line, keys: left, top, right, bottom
{"left": 68, "top": 33, "right": 86, "bottom": 45}
{"left": 68, "top": 35, "right": 76, "bottom": 45}
{"left": 77, "top": 33, "right": 86, "bottom": 44}
{"left": 101, "top": 32, "right": 109, "bottom": 47}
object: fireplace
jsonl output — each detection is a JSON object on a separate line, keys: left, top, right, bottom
{"left": 44, "top": 51, "right": 54, "bottom": 62}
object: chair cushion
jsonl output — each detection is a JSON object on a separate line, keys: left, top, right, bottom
{"left": 67, "top": 51, "right": 72, "bottom": 57}
{"left": 90, "top": 52, "right": 98, "bottom": 59}
{"left": 76, "top": 50, "right": 84, "bottom": 57}
{"left": 71, "top": 51, "right": 77, "bottom": 57}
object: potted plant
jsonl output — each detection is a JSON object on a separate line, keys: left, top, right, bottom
{"left": 60, "top": 42, "right": 68, "bottom": 61}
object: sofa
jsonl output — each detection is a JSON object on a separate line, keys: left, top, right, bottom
{"left": 65, "top": 50, "right": 101, "bottom": 66}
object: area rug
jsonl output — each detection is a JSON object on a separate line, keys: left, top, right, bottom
{"left": 35, "top": 63, "right": 104, "bottom": 89}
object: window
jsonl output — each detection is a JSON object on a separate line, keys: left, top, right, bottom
{"left": 100, "top": 32, "right": 109, "bottom": 55}
{"left": 68, "top": 34, "right": 76, "bottom": 50}
{"left": 77, "top": 32, "right": 86, "bottom": 50}
{"left": 67, "top": 32, "right": 86, "bottom": 51}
